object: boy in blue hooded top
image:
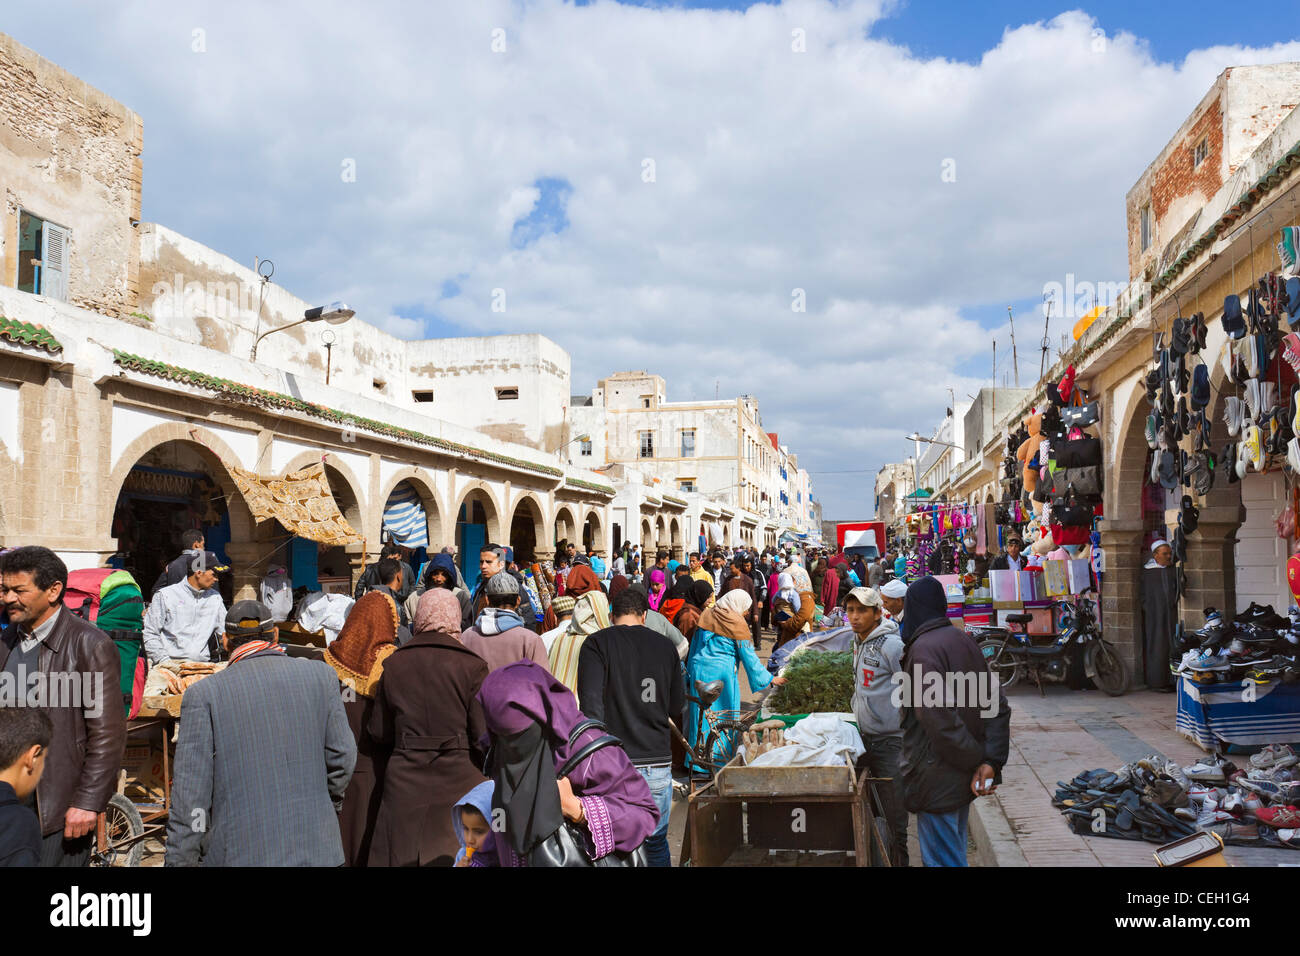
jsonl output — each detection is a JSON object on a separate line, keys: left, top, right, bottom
{"left": 452, "top": 781, "right": 495, "bottom": 867}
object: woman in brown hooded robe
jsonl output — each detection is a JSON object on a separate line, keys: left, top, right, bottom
{"left": 366, "top": 588, "right": 490, "bottom": 866}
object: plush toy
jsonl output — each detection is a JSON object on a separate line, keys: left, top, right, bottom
{"left": 1016, "top": 412, "right": 1045, "bottom": 497}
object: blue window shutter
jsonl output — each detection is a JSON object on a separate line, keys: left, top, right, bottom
{"left": 40, "top": 221, "right": 68, "bottom": 301}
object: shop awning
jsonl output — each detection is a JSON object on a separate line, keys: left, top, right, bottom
{"left": 231, "top": 462, "right": 362, "bottom": 546}
{"left": 706, "top": 521, "right": 725, "bottom": 546}
{"left": 382, "top": 482, "right": 429, "bottom": 549}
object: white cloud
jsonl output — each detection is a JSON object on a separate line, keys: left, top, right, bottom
{"left": 9, "top": 1, "right": 1300, "bottom": 516}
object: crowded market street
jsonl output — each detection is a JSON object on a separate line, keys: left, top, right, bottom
{"left": 4, "top": 0, "right": 1300, "bottom": 942}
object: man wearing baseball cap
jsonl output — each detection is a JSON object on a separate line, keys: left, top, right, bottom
{"left": 845, "top": 586, "right": 908, "bottom": 866}
{"left": 166, "top": 599, "right": 356, "bottom": 866}
{"left": 142, "top": 550, "right": 230, "bottom": 664}
{"left": 459, "top": 569, "right": 549, "bottom": 673}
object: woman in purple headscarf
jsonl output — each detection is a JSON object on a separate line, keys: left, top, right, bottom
{"left": 647, "top": 568, "right": 668, "bottom": 613}
{"left": 471, "top": 660, "right": 657, "bottom": 867}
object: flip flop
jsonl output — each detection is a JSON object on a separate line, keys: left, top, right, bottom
{"left": 1190, "top": 363, "right": 1210, "bottom": 410}
{"left": 1223, "top": 294, "right": 1246, "bottom": 339}
{"left": 1159, "top": 450, "right": 1179, "bottom": 490}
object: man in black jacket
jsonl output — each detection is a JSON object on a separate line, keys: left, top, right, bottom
{"left": 898, "top": 576, "right": 1010, "bottom": 867}
{"left": 0, "top": 547, "right": 126, "bottom": 866}
{"left": 354, "top": 543, "right": 414, "bottom": 604}
{"left": 575, "top": 587, "right": 684, "bottom": 868}
{"left": 988, "top": 536, "right": 1025, "bottom": 573}
{"left": 151, "top": 528, "right": 205, "bottom": 597}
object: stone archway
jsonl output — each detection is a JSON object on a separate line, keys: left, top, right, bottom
{"left": 640, "top": 517, "right": 653, "bottom": 553}
{"left": 654, "top": 515, "right": 667, "bottom": 552}
{"left": 105, "top": 426, "right": 255, "bottom": 599}
{"left": 669, "top": 516, "right": 683, "bottom": 560}
{"left": 507, "top": 491, "right": 547, "bottom": 564}
{"left": 452, "top": 482, "right": 505, "bottom": 545}
{"left": 582, "top": 508, "right": 604, "bottom": 554}
{"left": 554, "top": 504, "right": 579, "bottom": 552}
{"left": 378, "top": 468, "right": 446, "bottom": 551}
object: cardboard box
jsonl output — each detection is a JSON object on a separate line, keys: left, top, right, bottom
{"left": 122, "top": 743, "right": 166, "bottom": 804}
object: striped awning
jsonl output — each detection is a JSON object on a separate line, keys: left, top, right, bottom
{"left": 382, "top": 482, "right": 429, "bottom": 548}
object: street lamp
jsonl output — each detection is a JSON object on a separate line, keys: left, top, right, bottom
{"left": 553, "top": 433, "right": 591, "bottom": 458}
{"left": 251, "top": 301, "right": 355, "bottom": 361}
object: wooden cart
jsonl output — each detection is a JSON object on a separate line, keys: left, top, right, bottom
{"left": 683, "top": 759, "right": 893, "bottom": 867}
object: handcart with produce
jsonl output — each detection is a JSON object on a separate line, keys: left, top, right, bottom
{"left": 678, "top": 638, "right": 893, "bottom": 867}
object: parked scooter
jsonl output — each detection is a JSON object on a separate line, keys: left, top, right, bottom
{"left": 972, "top": 592, "right": 1128, "bottom": 696}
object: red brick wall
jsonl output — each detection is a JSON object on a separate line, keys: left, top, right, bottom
{"left": 1126, "top": 97, "right": 1225, "bottom": 281}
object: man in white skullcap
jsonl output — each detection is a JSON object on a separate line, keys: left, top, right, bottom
{"left": 1144, "top": 539, "right": 1173, "bottom": 569}
{"left": 880, "top": 578, "right": 908, "bottom": 622}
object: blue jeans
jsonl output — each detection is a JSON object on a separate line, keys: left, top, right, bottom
{"left": 916, "top": 805, "right": 970, "bottom": 867}
{"left": 636, "top": 764, "right": 673, "bottom": 867}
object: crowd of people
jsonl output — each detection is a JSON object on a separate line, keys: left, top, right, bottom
{"left": 0, "top": 534, "right": 1011, "bottom": 868}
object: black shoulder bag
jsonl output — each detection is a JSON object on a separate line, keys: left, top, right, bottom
{"left": 528, "top": 719, "right": 650, "bottom": 868}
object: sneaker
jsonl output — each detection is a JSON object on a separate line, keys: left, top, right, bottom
{"left": 1225, "top": 396, "right": 1244, "bottom": 437}
{"left": 1196, "top": 808, "right": 1241, "bottom": 827}
{"left": 1184, "top": 757, "right": 1227, "bottom": 782}
{"left": 1238, "top": 777, "right": 1291, "bottom": 799}
{"left": 1246, "top": 765, "right": 1295, "bottom": 782}
{"left": 1250, "top": 744, "right": 1298, "bottom": 770}
{"left": 1255, "top": 805, "right": 1300, "bottom": 829}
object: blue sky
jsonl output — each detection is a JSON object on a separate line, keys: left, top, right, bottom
{"left": 6, "top": 2, "right": 1299, "bottom": 518}
{"left": 587, "top": 0, "right": 1264, "bottom": 64}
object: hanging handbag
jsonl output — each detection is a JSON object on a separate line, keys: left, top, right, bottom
{"left": 1053, "top": 436, "right": 1102, "bottom": 469}
{"left": 527, "top": 719, "right": 650, "bottom": 868}
{"left": 1059, "top": 465, "right": 1102, "bottom": 498}
{"left": 1059, "top": 402, "right": 1100, "bottom": 428}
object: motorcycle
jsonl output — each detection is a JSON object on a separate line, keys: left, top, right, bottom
{"left": 972, "top": 592, "right": 1128, "bottom": 696}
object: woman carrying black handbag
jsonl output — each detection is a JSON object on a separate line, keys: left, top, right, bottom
{"left": 472, "top": 660, "right": 656, "bottom": 867}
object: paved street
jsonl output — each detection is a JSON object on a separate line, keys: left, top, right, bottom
{"left": 973, "top": 685, "right": 1300, "bottom": 867}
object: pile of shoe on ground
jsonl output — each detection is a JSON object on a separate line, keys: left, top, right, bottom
{"left": 1052, "top": 746, "right": 1300, "bottom": 849}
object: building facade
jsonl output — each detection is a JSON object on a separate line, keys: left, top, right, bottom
{"left": 0, "top": 32, "right": 625, "bottom": 599}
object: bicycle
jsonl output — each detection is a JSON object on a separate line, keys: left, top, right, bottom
{"left": 670, "top": 679, "right": 763, "bottom": 793}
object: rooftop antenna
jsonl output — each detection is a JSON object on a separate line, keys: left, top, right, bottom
{"left": 1007, "top": 306, "right": 1020, "bottom": 387}
{"left": 1039, "top": 292, "right": 1053, "bottom": 380}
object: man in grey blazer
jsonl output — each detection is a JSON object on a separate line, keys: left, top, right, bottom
{"left": 165, "top": 601, "right": 356, "bottom": 866}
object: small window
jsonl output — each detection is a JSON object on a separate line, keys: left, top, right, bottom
{"left": 640, "top": 394, "right": 653, "bottom": 409}
{"left": 681, "top": 429, "right": 696, "bottom": 457}
{"left": 495, "top": 386, "right": 519, "bottom": 401}
{"left": 412, "top": 390, "right": 434, "bottom": 403}
{"left": 373, "top": 378, "right": 387, "bottom": 391}
{"left": 639, "top": 431, "right": 654, "bottom": 459}
{"left": 579, "top": 439, "right": 592, "bottom": 457}
{"left": 17, "top": 210, "right": 69, "bottom": 301}
{"left": 1139, "top": 203, "right": 1153, "bottom": 252}
{"left": 1193, "top": 137, "right": 1208, "bottom": 169}
{"left": 678, "top": 479, "right": 696, "bottom": 493}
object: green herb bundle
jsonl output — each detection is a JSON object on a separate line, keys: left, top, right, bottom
{"left": 768, "top": 650, "right": 855, "bottom": 715}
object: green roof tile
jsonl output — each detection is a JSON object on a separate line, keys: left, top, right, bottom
{"left": 564, "top": 477, "right": 616, "bottom": 496}
{"left": 112, "top": 350, "right": 567, "bottom": 479}
{"left": 0, "top": 316, "right": 63, "bottom": 353}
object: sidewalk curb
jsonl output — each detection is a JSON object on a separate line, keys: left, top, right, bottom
{"left": 969, "top": 792, "right": 1029, "bottom": 867}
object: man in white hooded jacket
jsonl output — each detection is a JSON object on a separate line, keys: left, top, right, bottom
{"left": 846, "top": 586, "right": 908, "bottom": 867}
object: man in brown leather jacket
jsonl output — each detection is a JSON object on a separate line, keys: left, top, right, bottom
{"left": 0, "top": 547, "right": 126, "bottom": 866}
